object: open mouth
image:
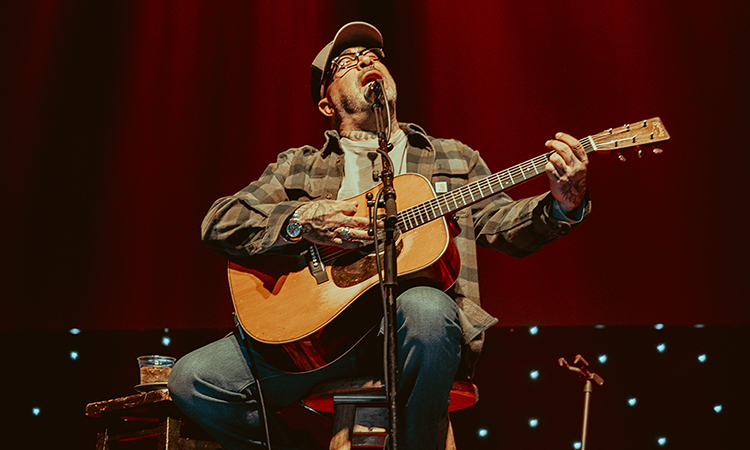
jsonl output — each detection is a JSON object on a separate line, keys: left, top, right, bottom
{"left": 361, "top": 72, "right": 382, "bottom": 87}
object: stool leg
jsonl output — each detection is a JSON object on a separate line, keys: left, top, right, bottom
{"left": 435, "top": 413, "right": 457, "bottom": 450}
{"left": 157, "top": 417, "right": 182, "bottom": 450}
{"left": 445, "top": 415, "right": 456, "bottom": 450}
{"left": 95, "top": 431, "right": 108, "bottom": 450}
{"left": 330, "top": 403, "right": 357, "bottom": 450}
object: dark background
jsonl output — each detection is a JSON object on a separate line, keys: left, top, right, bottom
{"left": 2, "top": 1, "right": 749, "bottom": 449}
{"left": 3, "top": 0, "right": 748, "bottom": 330}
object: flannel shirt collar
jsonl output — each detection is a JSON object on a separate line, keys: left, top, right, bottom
{"left": 321, "top": 123, "right": 433, "bottom": 157}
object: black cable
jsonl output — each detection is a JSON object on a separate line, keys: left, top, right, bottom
{"left": 235, "top": 317, "right": 273, "bottom": 450}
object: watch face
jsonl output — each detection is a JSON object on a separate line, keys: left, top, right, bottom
{"left": 287, "top": 221, "right": 302, "bottom": 238}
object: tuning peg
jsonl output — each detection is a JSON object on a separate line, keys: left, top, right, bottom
{"left": 638, "top": 148, "right": 643, "bottom": 159}
{"left": 653, "top": 148, "right": 663, "bottom": 154}
{"left": 618, "top": 152, "right": 626, "bottom": 162}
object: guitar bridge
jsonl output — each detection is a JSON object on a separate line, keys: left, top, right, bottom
{"left": 303, "top": 244, "right": 329, "bottom": 284}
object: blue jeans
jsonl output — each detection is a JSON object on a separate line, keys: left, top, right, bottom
{"left": 168, "top": 286, "right": 462, "bottom": 450}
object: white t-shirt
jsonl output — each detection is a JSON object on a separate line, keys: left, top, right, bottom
{"left": 337, "top": 128, "right": 408, "bottom": 200}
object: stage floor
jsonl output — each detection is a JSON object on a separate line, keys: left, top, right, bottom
{"left": 5, "top": 325, "right": 748, "bottom": 449}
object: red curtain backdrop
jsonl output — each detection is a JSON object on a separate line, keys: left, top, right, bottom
{"left": 3, "top": 0, "right": 749, "bottom": 329}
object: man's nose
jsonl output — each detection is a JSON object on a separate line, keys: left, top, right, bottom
{"left": 358, "top": 53, "right": 376, "bottom": 68}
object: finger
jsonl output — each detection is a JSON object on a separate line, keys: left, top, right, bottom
{"left": 337, "top": 225, "right": 370, "bottom": 242}
{"left": 546, "top": 153, "right": 566, "bottom": 178}
{"left": 344, "top": 216, "right": 372, "bottom": 229}
{"left": 545, "top": 139, "right": 574, "bottom": 166}
{"left": 349, "top": 227, "right": 372, "bottom": 241}
{"left": 332, "top": 232, "right": 364, "bottom": 249}
{"left": 554, "top": 132, "right": 588, "bottom": 163}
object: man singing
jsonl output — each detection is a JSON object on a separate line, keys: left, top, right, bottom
{"left": 169, "top": 21, "right": 590, "bottom": 450}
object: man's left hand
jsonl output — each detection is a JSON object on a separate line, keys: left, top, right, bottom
{"left": 545, "top": 132, "right": 588, "bottom": 215}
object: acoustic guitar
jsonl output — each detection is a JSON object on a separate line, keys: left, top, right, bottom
{"left": 228, "top": 118, "right": 670, "bottom": 372}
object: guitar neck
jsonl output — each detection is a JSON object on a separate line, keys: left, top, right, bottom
{"left": 396, "top": 136, "right": 595, "bottom": 232}
{"left": 397, "top": 116, "right": 670, "bottom": 232}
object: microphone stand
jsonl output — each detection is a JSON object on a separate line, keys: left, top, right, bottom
{"left": 558, "top": 355, "right": 605, "bottom": 450}
{"left": 370, "top": 79, "right": 399, "bottom": 450}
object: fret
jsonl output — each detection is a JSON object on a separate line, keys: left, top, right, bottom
{"left": 414, "top": 208, "right": 423, "bottom": 228}
{"left": 458, "top": 189, "right": 468, "bottom": 208}
{"left": 417, "top": 205, "right": 427, "bottom": 225}
{"left": 405, "top": 211, "right": 415, "bottom": 229}
{"left": 426, "top": 203, "right": 435, "bottom": 221}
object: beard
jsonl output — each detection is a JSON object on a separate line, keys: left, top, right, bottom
{"left": 333, "top": 76, "right": 398, "bottom": 118}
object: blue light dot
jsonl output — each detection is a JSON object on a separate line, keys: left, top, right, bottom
{"left": 164, "top": 328, "right": 170, "bottom": 333}
{"left": 529, "top": 370, "right": 539, "bottom": 380}
{"left": 69, "top": 351, "right": 79, "bottom": 360}
{"left": 657, "top": 437, "right": 666, "bottom": 446}
{"left": 698, "top": 354, "right": 707, "bottom": 363}
{"left": 529, "top": 326, "right": 538, "bottom": 335}
{"left": 69, "top": 328, "right": 81, "bottom": 335}
{"left": 598, "top": 354, "right": 608, "bottom": 364}
{"left": 714, "top": 405, "right": 722, "bottom": 413}
{"left": 573, "top": 442, "right": 582, "bottom": 449}
{"left": 528, "top": 418, "right": 538, "bottom": 428}
{"left": 594, "top": 324, "right": 606, "bottom": 329}
{"left": 161, "top": 336, "right": 171, "bottom": 347}
{"left": 478, "top": 428, "right": 488, "bottom": 437}
{"left": 656, "top": 343, "right": 666, "bottom": 353}
{"left": 694, "top": 324, "right": 705, "bottom": 328}
{"left": 654, "top": 323, "right": 664, "bottom": 330}
{"left": 628, "top": 397, "right": 637, "bottom": 406}
{"left": 32, "top": 407, "right": 41, "bottom": 416}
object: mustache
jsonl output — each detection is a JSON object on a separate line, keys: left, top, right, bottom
{"left": 359, "top": 67, "right": 382, "bottom": 85}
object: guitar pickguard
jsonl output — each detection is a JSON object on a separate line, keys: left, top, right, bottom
{"left": 329, "top": 238, "right": 404, "bottom": 288}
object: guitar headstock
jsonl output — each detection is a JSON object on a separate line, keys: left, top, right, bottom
{"left": 588, "top": 117, "right": 670, "bottom": 157}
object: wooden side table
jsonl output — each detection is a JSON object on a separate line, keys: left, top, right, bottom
{"left": 85, "top": 388, "right": 222, "bottom": 450}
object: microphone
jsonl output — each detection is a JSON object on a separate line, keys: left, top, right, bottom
{"left": 364, "top": 79, "right": 384, "bottom": 103}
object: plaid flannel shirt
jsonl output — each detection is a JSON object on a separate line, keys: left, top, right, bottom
{"left": 202, "top": 123, "right": 590, "bottom": 376}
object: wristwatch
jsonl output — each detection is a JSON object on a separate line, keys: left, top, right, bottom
{"left": 283, "top": 208, "right": 302, "bottom": 242}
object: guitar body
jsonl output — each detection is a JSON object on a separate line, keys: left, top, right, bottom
{"left": 228, "top": 173, "right": 461, "bottom": 372}
{"left": 227, "top": 117, "right": 671, "bottom": 373}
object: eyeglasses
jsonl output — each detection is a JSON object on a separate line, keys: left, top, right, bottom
{"left": 330, "top": 48, "right": 385, "bottom": 71}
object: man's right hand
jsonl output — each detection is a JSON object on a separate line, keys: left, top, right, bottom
{"left": 295, "top": 200, "right": 373, "bottom": 248}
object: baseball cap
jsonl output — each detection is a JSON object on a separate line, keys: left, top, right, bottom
{"left": 310, "top": 21, "right": 383, "bottom": 105}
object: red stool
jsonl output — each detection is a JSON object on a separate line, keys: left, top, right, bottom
{"left": 303, "top": 377, "right": 478, "bottom": 450}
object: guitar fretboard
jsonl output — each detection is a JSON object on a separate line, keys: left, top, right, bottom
{"left": 396, "top": 136, "right": 597, "bottom": 232}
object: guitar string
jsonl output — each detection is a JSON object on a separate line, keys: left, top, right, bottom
{"left": 395, "top": 129, "right": 661, "bottom": 232}
{"left": 394, "top": 135, "right": 603, "bottom": 230}
{"left": 383, "top": 128, "right": 660, "bottom": 234}
{"left": 315, "top": 129, "right": 647, "bottom": 264}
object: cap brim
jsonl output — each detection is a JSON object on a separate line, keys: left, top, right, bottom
{"left": 311, "top": 22, "right": 383, "bottom": 104}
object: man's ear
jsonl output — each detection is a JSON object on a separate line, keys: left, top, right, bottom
{"left": 318, "top": 96, "right": 335, "bottom": 118}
